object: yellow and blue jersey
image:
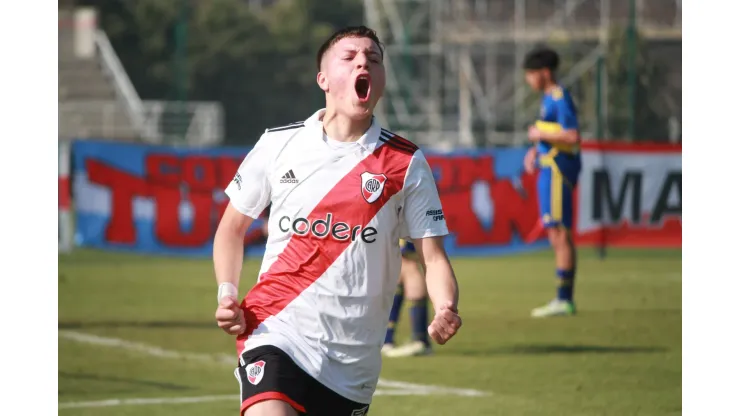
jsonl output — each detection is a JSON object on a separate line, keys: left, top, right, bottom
{"left": 399, "top": 239, "right": 416, "bottom": 257}
{"left": 535, "top": 86, "right": 581, "bottom": 229}
{"left": 535, "top": 86, "right": 580, "bottom": 159}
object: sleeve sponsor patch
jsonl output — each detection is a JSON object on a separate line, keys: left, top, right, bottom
{"left": 426, "top": 209, "right": 445, "bottom": 221}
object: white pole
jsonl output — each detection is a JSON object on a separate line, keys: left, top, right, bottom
{"left": 59, "top": 140, "right": 73, "bottom": 253}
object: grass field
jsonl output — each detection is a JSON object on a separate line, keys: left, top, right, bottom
{"left": 58, "top": 248, "right": 681, "bottom": 416}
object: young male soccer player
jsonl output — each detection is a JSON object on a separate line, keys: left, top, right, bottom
{"left": 213, "top": 26, "right": 462, "bottom": 416}
{"left": 382, "top": 239, "right": 433, "bottom": 357}
{"left": 522, "top": 47, "right": 582, "bottom": 318}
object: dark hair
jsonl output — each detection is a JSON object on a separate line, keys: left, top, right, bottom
{"left": 523, "top": 47, "right": 560, "bottom": 71}
{"left": 316, "top": 25, "right": 384, "bottom": 70}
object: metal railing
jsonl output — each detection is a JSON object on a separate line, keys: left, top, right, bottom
{"left": 93, "top": 29, "right": 157, "bottom": 140}
{"left": 142, "top": 101, "right": 225, "bottom": 146}
{"left": 59, "top": 101, "right": 139, "bottom": 140}
{"left": 59, "top": 100, "right": 225, "bottom": 145}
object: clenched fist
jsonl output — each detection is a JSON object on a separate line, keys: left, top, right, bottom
{"left": 427, "top": 301, "right": 462, "bottom": 345}
{"left": 215, "top": 297, "right": 246, "bottom": 335}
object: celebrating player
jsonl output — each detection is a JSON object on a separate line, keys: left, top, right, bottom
{"left": 213, "top": 26, "right": 462, "bottom": 416}
{"left": 522, "top": 47, "right": 582, "bottom": 318}
{"left": 382, "top": 239, "right": 433, "bottom": 357}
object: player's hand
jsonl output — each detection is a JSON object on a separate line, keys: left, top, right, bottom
{"left": 428, "top": 301, "right": 462, "bottom": 345}
{"left": 215, "top": 297, "right": 246, "bottom": 336}
{"left": 528, "top": 125, "right": 541, "bottom": 142}
{"left": 524, "top": 147, "right": 537, "bottom": 174}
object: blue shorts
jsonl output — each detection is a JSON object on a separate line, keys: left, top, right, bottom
{"left": 399, "top": 239, "right": 416, "bottom": 256}
{"left": 537, "top": 152, "right": 580, "bottom": 229}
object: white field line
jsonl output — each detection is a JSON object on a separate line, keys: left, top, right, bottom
{"left": 60, "top": 330, "right": 235, "bottom": 365}
{"left": 59, "top": 395, "right": 238, "bottom": 409}
{"left": 58, "top": 387, "right": 476, "bottom": 410}
{"left": 59, "top": 330, "right": 489, "bottom": 409}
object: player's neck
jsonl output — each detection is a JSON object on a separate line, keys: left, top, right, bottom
{"left": 543, "top": 81, "right": 559, "bottom": 94}
{"left": 321, "top": 107, "right": 373, "bottom": 142}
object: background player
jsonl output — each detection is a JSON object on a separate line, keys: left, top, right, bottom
{"left": 522, "top": 47, "right": 582, "bottom": 318}
{"left": 382, "top": 239, "right": 432, "bottom": 357}
{"left": 213, "top": 26, "right": 462, "bottom": 416}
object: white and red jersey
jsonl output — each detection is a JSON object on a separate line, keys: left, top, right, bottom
{"left": 224, "top": 109, "right": 448, "bottom": 404}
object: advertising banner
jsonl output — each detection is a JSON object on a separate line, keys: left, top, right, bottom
{"left": 576, "top": 142, "right": 681, "bottom": 248}
{"left": 72, "top": 140, "right": 680, "bottom": 256}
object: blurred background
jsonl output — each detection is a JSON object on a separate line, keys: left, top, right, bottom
{"left": 58, "top": 0, "right": 681, "bottom": 148}
{"left": 58, "top": 1, "right": 681, "bottom": 415}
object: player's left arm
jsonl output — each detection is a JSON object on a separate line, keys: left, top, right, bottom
{"left": 537, "top": 94, "right": 580, "bottom": 145}
{"left": 413, "top": 237, "right": 458, "bottom": 314}
{"left": 413, "top": 236, "right": 461, "bottom": 345}
{"left": 402, "top": 151, "right": 462, "bottom": 345}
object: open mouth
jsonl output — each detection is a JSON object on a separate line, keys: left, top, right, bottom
{"left": 354, "top": 74, "right": 371, "bottom": 102}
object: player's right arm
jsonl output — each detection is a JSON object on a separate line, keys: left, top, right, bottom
{"left": 213, "top": 133, "right": 273, "bottom": 335}
{"left": 524, "top": 147, "right": 537, "bottom": 174}
{"left": 214, "top": 205, "right": 253, "bottom": 298}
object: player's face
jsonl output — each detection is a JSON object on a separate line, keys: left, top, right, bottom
{"left": 524, "top": 70, "right": 544, "bottom": 91}
{"left": 317, "top": 36, "right": 386, "bottom": 120}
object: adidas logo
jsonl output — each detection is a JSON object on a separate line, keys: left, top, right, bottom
{"left": 280, "top": 169, "right": 299, "bottom": 184}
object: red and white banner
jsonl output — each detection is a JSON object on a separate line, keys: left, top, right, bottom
{"left": 67, "top": 140, "right": 680, "bottom": 256}
{"left": 575, "top": 142, "right": 681, "bottom": 248}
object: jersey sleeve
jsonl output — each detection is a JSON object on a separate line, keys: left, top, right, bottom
{"left": 401, "top": 150, "right": 449, "bottom": 240}
{"left": 224, "top": 133, "right": 272, "bottom": 219}
{"left": 555, "top": 93, "right": 579, "bottom": 130}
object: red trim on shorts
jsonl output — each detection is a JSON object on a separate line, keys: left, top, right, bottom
{"left": 241, "top": 391, "right": 306, "bottom": 414}
{"left": 236, "top": 141, "right": 415, "bottom": 354}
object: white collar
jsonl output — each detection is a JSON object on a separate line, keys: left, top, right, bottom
{"left": 305, "top": 108, "right": 381, "bottom": 152}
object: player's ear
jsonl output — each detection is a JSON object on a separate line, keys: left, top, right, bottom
{"left": 317, "top": 71, "right": 329, "bottom": 92}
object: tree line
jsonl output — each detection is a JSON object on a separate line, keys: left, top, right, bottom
{"left": 74, "top": 0, "right": 680, "bottom": 145}
{"left": 76, "top": 0, "right": 364, "bottom": 145}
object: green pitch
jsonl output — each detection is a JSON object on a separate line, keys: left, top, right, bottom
{"left": 59, "top": 248, "right": 681, "bottom": 415}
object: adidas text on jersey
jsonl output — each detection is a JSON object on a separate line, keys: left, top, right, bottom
{"left": 280, "top": 169, "right": 299, "bottom": 184}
